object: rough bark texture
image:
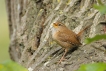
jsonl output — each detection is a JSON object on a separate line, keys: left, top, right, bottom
{"left": 6, "top": 0, "right": 106, "bottom": 71}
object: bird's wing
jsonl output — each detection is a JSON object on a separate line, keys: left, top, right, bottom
{"left": 57, "top": 31, "right": 81, "bottom": 45}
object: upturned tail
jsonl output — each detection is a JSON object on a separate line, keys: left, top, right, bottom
{"left": 77, "top": 24, "right": 92, "bottom": 40}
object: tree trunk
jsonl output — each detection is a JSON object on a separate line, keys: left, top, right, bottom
{"left": 6, "top": 0, "right": 106, "bottom": 71}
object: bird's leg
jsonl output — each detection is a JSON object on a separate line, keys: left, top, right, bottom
{"left": 58, "top": 48, "right": 68, "bottom": 64}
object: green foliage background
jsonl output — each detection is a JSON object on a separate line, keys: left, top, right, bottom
{"left": 0, "top": 60, "right": 28, "bottom": 71}
{"left": 0, "top": 0, "right": 10, "bottom": 62}
{"left": 77, "top": 63, "right": 106, "bottom": 71}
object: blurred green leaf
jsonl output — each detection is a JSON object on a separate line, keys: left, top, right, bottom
{"left": 0, "top": 60, "right": 28, "bottom": 71}
{"left": 97, "top": 0, "right": 104, "bottom": 6}
{"left": 85, "top": 34, "right": 106, "bottom": 44}
{"left": 93, "top": 0, "right": 106, "bottom": 14}
{"left": 77, "top": 62, "right": 106, "bottom": 71}
{"left": 93, "top": 4, "right": 106, "bottom": 14}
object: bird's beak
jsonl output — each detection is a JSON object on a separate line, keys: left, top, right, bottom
{"left": 53, "top": 23, "right": 58, "bottom": 28}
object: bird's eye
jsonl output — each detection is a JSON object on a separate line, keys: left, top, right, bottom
{"left": 58, "top": 24, "right": 61, "bottom": 26}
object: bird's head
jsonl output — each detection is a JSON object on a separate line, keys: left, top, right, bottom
{"left": 53, "top": 22, "right": 66, "bottom": 28}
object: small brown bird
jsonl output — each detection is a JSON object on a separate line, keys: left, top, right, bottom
{"left": 51, "top": 22, "right": 91, "bottom": 63}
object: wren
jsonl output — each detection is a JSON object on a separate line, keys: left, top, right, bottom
{"left": 51, "top": 22, "right": 91, "bottom": 64}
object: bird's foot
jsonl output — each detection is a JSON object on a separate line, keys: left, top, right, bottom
{"left": 57, "top": 57, "right": 67, "bottom": 64}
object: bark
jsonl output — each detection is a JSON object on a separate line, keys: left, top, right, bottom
{"left": 6, "top": 0, "right": 106, "bottom": 71}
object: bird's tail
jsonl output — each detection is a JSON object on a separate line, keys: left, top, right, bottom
{"left": 77, "top": 24, "right": 92, "bottom": 39}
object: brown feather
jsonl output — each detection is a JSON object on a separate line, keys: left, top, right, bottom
{"left": 53, "top": 25, "right": 81, "bottom": 48}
